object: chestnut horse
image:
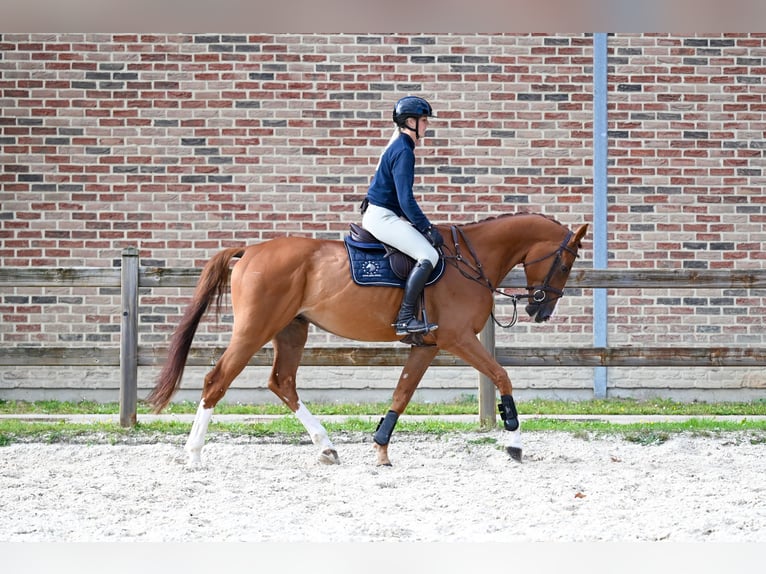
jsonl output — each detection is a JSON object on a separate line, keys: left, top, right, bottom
{"left": 147, "top": 213, "right": 588, "bottom": 466}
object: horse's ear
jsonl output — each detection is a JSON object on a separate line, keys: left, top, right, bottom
{"left": 571, "top": 224, "right": 588, "bottom": 247}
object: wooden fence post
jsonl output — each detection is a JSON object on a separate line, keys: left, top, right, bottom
{"left": 478, "top": 318, "right": 496, "bottom": 430}
{"left": 120, "top": 247, "right": 139, "bottom": 427}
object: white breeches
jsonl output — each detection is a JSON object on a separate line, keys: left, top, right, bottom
{"left": 362, "top": 204, "right": 439, "bottom": 267}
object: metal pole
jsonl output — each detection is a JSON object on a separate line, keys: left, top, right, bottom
{"left": 593, "top": 32, "right": 609, "bottom": 398}
{"left": 120, "top": 246, "right": 139, "bottom": 427}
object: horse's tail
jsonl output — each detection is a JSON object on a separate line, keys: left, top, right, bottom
{"left": 145, "top": 247, "right": 245, "bottom": 413}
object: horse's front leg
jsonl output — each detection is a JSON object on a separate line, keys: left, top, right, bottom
{"left": 443, "top": 335, "right": 522, "bottom": 462}
{"left": 374, "top": 345, "right": 439, "bottom": 466}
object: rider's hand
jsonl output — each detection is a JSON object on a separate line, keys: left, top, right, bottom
{"left": 423, "top": 225, "right": 444, "bottom": 248}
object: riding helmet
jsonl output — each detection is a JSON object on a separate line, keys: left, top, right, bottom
{"left": 392, "top": 96, "right": 435, "bottom": 126}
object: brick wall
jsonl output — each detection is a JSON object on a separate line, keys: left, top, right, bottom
{"left": 606, "top": 33, "right": 766, "bottom": 351}
{"left": 1, "top": 33, "right": 765, "bottom": 401}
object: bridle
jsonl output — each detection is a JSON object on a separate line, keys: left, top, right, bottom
{"left": 523, "top": 229, "right": 578, "bottom": 305}
{"left": 441, "top": 225, "right": 579, "bottom": 328}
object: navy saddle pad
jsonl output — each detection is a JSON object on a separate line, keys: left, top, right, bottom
{"left": 343, "top": 224, "right": 445, "bottom": 288}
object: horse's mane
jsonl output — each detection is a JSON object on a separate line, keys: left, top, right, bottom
{"left": 456, "top": 211, "right": 564, "bottom": 228}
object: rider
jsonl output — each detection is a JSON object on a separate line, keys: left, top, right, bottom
{"left": 362, "top": 95, "right": 444, "bottom": 336}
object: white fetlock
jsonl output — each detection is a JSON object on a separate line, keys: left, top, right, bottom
{"left": 185, "top": 401, "right": 213, "bottom": 465}
{"left": 502, "top": 424, "right": 523, "bottom": 462}
{"left": 295, "top": 401, "right": 339, "bottom": 464}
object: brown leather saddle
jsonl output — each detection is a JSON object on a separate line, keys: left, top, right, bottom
{"left": 348, "top": 222, "right": 419, "bottom": 281}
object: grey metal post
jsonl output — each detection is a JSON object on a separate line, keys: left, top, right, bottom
{"left": 592, "top": 32, "right": 609, "bottom": 398}
{"left": 120, "top": 247, "right": 139, "bottom": 427}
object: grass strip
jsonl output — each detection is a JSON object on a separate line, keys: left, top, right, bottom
{"left": 2, "top": 415, "right": 765, "bottom": 447}
{"left": 3, "top": 397, "right": 766, "bottom": 416}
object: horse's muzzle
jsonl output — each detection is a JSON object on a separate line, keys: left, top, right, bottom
{"left": 525, "top": 302, "right": 552, "bottom": 323}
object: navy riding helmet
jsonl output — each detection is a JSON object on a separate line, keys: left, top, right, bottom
{"left": 392, "top": 96, "right": 435, "bottom": 127}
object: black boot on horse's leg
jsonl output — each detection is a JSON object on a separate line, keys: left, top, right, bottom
{"left": 499, "top": 394, "right": 522, "bottom": 462}
{"left": 393, "top": 259, "right": 437, "bottom": 336}
{"left": 373, "top": 410, "right": 400, "bottom": 467}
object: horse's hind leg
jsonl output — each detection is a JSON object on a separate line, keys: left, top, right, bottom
{"left": 268, "top": 317, "right": 339, "bottom": 465}
{"left": 185, "top": 333, "right": 269, "bottom": 464}
{"left": 186, "top": 399, "right": 214, "bottom": 464}
{"left": 374, "top": 345, "right": 439, "bottom": 467}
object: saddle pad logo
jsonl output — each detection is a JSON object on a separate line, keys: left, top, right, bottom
{"left": 361, "top": 260, "right": 383, "bottom": 278}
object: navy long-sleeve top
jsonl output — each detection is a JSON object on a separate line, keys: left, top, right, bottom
{"left": 366, "top": 133, "right": 431, "bottom": 232}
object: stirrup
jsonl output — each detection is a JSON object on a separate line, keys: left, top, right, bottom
{"left": 393, "top": 317, "right": 438, "bottom": 336}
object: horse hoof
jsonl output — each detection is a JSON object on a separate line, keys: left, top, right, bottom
{"left": 506, "top": 446, "right": 523, "bottom": 463}
{"left": 186, "top": 450, "right": 202, "bottom": 465}
{"left": 373, "top": 443, "right": 392, "bottom": 466}
{"left": 318, "top": 448, "right": 340, "bottom": 465}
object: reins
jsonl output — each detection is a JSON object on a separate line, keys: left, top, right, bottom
{"left": 440, "top": 225, "right": 577, "bottom": 329}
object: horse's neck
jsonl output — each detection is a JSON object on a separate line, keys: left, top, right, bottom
{"left": 462, "top": 215, "right": 560, "bottom": 283}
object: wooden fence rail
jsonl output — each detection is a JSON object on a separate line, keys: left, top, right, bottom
{"left": 3, "top": 344, "right": 766, "bottom": 369}
{"left": 2, "top": 250, "right": 766, "bottom": 427}
{"left": 5, "top": 266, "right": 766, "bottom": 289}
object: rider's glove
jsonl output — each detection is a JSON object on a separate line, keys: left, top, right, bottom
{"left": 423, "top": 225, "right": 444, "bottom": 249}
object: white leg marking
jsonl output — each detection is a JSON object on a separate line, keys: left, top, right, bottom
{"left": 185, "top": 400, "right": 213, "bottom": 464}
{"left": 295, "top": 400, "right": 335, "bottom": 452}
{"left": 502, "top": 423, "right": 522, "bottom": 451}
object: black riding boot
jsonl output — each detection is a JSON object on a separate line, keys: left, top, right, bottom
{"left": 393, "top": 259, "right": 438, "bottom": 336}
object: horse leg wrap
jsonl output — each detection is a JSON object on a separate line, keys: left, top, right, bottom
{"left": 373, "top": 410, "right": 400, "bottom": 446}
{"left": 498, "top": 394, "right": 519, "bottom": 431}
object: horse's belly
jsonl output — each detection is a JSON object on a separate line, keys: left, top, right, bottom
{"left": 300, "top": 287, "right": 402, "bottom": 343}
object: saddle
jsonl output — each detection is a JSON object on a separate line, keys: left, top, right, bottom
{"left": 343, "top": 223, "right": 445, "bottom": 288}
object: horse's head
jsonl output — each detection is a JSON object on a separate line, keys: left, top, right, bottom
{"left": 522, "top": 223, "right": 588, "bottom": 323}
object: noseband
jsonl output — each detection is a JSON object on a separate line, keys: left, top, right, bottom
{"left": 443, "top": 226, "right": 578, "bottom": 328}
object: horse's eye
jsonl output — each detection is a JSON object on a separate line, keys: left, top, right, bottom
{"left": 561, "top": 265, "right": 570, "bottom": 274}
